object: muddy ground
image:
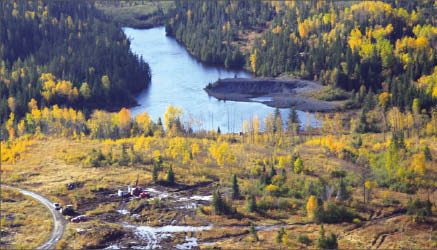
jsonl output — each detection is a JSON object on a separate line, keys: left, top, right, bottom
{"left": 204, "top": 77, "right": 339, "bottom": 112}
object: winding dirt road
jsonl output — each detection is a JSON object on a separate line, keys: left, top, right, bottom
{"left": 2, "top": 185, "right": 66, "bottom": 249}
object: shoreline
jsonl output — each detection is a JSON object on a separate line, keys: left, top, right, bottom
{"left": 204, "top": 77, "right": 339, "bottom": 112}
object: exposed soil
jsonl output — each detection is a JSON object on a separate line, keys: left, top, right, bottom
{"left": 204, "top": 77, "right": 339, "bottom": 112}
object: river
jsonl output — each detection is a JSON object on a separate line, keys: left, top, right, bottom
{"left": 124, "top": 27, "right": 317, "bottom": 133}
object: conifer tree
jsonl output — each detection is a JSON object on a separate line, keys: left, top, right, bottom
{"left": 248, "top": 194, "right": 257, "bottom": 212}
{"left": 231, "top": 174, "right": 240, "bottom": 200}
{"left": 166, "top": 165, "right": 175, "bottom": 185}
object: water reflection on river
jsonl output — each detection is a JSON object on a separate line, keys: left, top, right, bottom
{"left": 124, "top": 27, "right": 318, "bottom": 132}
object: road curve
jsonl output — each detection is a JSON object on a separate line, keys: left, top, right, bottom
{"left": 2, "top": 185, "right": 66, "bottom": 249}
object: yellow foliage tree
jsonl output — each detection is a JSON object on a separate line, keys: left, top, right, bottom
{"left": 306, "top": 195, "right": 318, "bottom": 219}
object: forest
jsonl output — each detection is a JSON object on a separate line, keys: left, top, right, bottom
{"left": 165, "top": 0, "right": 437, "bottom": 110}
{"left": 1, "top": 0, "right": 437, "bottom": 249}
{"left": 0, "top": 0, "right": 151, "bottom": 134}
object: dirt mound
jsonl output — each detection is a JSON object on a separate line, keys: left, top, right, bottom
{"left": 204, "top": 78, "right": 337, "bottom": 111}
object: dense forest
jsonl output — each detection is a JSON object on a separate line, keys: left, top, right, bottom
{"left": 0, "top": 0, "right": 151, "bottom": 131}
{"left": 165, "top": 0, "right": 437, "bottom": 111}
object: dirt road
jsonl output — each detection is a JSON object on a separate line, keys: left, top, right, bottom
{"left": 2, "top": 185, "right": 66, "bottom": 249}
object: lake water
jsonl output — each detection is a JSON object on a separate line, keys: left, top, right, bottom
{"left": 124, "top": 27, "right": 317, "bottom": 132}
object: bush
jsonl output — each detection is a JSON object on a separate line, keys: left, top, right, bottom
{"left": 407, "top": 198, "right": 432, "bottom": 223}
{"left": 330, "top": 169, "right": 346, "bottom": 178}
{"left": 390, "top": 181, "right": 417, "bottom": 194}
{"left": 317, "top": 225, "right": 338, "bottom": 249}
{"left": 314, "top": 202, "right": 358, "bottom": 224}
{"left": 297, "top": 233, "right": 312, "bottom": 245}
{"left": 382, "top": 197, "right": 400, "bottom": 206}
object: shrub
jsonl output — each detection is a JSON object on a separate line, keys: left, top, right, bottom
{"left": 407, "top": 198, "right": 432, "bottom": 223}
{"left": 330, "top": 169, "right": 346, "bottom": 178}
{"left": 314, "top": 202, "right": 358, "bottom": 224}
{"left": 317, "top": 225, "right": 338, "bottom": 249}
{"left": 382, "top": 197, "right": 400, "bottom": 206}
{"left": 297, "top": 233, "right": 311, "bottom": 245}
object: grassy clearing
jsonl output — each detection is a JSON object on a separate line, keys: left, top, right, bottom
{"left": 96, "top": 1, "right": 173, "bottom": 28}
{"left": 0, "top": 187, "right": 53, "bottom": 249}
{"left": 1, "top": 132, "right": 436, "bottom": 248}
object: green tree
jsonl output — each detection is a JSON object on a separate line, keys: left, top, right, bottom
{"left": 287, "top": 107, "right": 300, "bottom": 133}
{"left": 336, "top": 178, "right": 349, "bottom": 202}
{"left": 317, "top": 224, "right": 338, "bottom": 249}
{"left": 276, "top": 227, "right": 286, "bottom": 243}
{"left": 212, "top": 189, "right": 225, "bottom": 215}
{"left": 424, "top": 145, "right": 432, "bottom": 161}
{"left": 166, "top": 165, "right": 175, "bottom": 185}
{"left": 249, "top": 222, "right": 258, "bottom": 241}
{"left": 247, "top": 194, "right": 257, "bottom": 212}
{"left": 152, "top": 162, "right": 159, "bottom": 183}
{"left": 231, "top": 174, "right": 240, "bottom": 200}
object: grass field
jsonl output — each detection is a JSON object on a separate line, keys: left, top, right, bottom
{"left": 1, "top": 132, "right": 436, "bottom": 248}
{"left": 96, "top": 1, "right": 173, "bottom": 29}
{"left": 0, "top": 187, "right": 53, "bottom": 249}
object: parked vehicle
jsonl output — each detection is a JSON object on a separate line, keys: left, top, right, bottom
{"left": 53, "top": 203, "right": 61, "bottom": 210}
{"left": 61, "top": 205, "right": 74, "bottom": 216}
{"left": 71, "top": 215, "right": 87, "bottom": 223}
{"left": 118, "top": 189, "right": 130, "bottom": 197}
{"left": 139, "top": 192, "right": 150, "bottom": 199}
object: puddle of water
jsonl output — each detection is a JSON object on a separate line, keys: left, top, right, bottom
{"left": 117, "top": 210, "right": 130, "bottom": 215}
{"left": 124, "top": 224, "right": 213, "bottom": 249}
{"left": 144, "top": 188, "right": 170, "bottom": 199}
{"left": 175, "top": 236, "right": 199, "bottom": 249}
{"left": 249, "top": 96, "right": 273, "bottom": 102}
{"left": 105, "top": 244, "right": 120, "bottom": 249}
{"left": 255, "top": 224, "right": 284, "bottom": 231}
{"left": 190, "top": 195, "right": 212, "bottom": 201}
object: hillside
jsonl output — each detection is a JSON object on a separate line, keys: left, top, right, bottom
{"left": 1, "top": 105, "right": 436, "bottom": 249}
{"left": 0, "top": 0, "right": 151, "bottom": 135}
{"left": 165, "top": 0, "right": 437, "bottom": 111}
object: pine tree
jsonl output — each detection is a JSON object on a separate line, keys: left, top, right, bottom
{"left": 287, "top": 107, "right": 300, "bottom": 132}
{"left": 318, "top": 224, "right": 338, "bottom": 249}
{"left": 424, "top": 145, "right": 432, "bottom": 161}
{"left": 269, "top": 165, "right": 277, "bottom": 179}
{"left": 248, "top": 194, "right": 257, "bottom": 212}
{"left": 120, "top": 144, "right": 129, "bottom": 166}
{"left": 276, "top": 227, "right": 286, "bottom": 243}
{"left": 336, "top": 178, "right": 349, "bottom": 202}
{"left": 317, "top": 224, "right": 326, "bottom": 248}
{"left": 249, "top": 222, "right": 258, "bottom": 241}
{"left": 231, "top": 174, "right": 240, "bottom": 200}
{"left": 212, "top": 189, "right": 225, "bottom": 215}
{"left": 152, "top": 162, "right": 159, "bottom": 183}
{"left": 166, "top": 165, "right": 175, "bottom": 185}
{"left": 273, "top": 107, "right": 281, "bottom": 132}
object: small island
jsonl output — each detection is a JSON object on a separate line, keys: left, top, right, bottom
{"left": 204, "top": 77, "right": 338, "bottom": 112}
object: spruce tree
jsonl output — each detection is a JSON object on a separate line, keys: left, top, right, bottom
{"left": 166, "top": 166, "right": 175, "bottom": 185}
{"left": 273, "top": 107, "right": 281, "bottom": 132}
{"left": 336, "top": 178, "right": 349, "bottom": 203}
{"left": 231, "top": 174, "right": 240, "bottom": 200}
{"left": 152, "top": 162, "right": 159, "bottom": 183}
{"left": 248, "top": 194, "right": 257, "bottom": 212}
{"left": 212, "top": 189, "right": 225, "bottom": 215}
{"left": 276, "top": 227, "right": 286, "bottom": 243}
{"left": 249, "top": 222, "right": 258, "bottom": 241}
{"left": 287, "top": 107, "right": 300, "bottom": 132}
